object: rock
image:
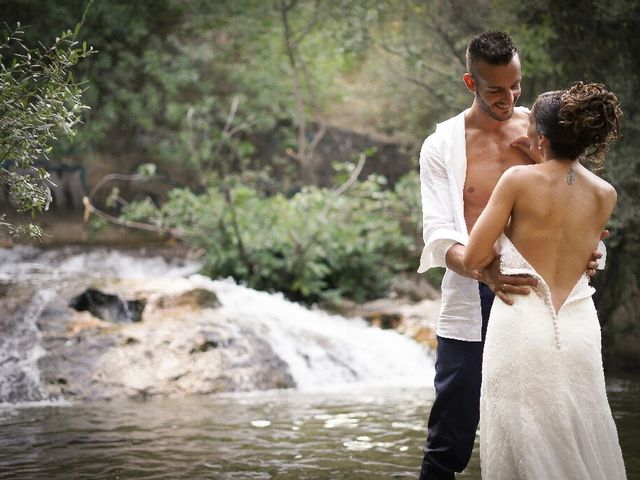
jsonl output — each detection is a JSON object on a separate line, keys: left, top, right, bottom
{"left": 29, "top": 278, "right": 294, "bottom": 401}
{"left": 67, "top": 311, "right": 113, "bottom": 335}
{"left": 337, "top": 296, "right": 441, "bottom": 350}
{"left": 0, "top": 283, "right": 52, "bottom": 403}
{"left": 154, "top": 287, "right": 220, "bottom": 309}
{"left": 81, "top": 310, "right": 294, "bottom": 400}
{"left": 69, "top": 288, "right": 145, "bottom": 323}
{"left": 390, "top": 272, "right": 441, "bottom": 302}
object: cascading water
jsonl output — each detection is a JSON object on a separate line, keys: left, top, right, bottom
{"left": 0, "top": 289, "right": 54, "bottom": 403}
{"left": 0, "top": 245, "right": 200, "bottom": 281}
{"left": 0, "top": 246, "right": 434, "bottom": 403}
{"left": 197, "top": 276, "right": 434, "bottom": 390}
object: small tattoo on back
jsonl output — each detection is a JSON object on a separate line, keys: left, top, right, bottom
{"left": 567, "top": 168, "right": 576, "bottom": 185}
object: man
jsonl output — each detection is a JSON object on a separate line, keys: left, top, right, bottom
{"left": 417, "top": 31, "right": 603, "bottom": 479}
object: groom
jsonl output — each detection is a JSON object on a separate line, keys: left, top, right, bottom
{"left": 417, "top": 31, "right": 603, "bottom": 479}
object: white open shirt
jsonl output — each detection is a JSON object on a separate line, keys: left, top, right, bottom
{"left": 417, "top": 107, "right": 605, "bottom": 342}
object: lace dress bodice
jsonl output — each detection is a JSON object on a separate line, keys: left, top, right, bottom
{"left": 498, "top": 234, "right": 594, "bottom": 316}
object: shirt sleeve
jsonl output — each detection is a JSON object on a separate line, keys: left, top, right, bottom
{"left": 417, "top": 131, "right": 468, "bottom": 272}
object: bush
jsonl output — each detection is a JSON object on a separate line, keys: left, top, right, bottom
{"left": 121, "top": 174, "right": 420, "bottom": 303}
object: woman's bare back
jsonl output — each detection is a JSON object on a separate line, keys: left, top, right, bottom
{"left": 506, "top": 161, "right": 616, "bottom": 312}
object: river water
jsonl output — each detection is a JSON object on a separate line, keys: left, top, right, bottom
{"left": 0, "top": 377, "right": 638, "bottom": 479}
{"left": 0, "top": 246, "right": 638, "bottom": 478}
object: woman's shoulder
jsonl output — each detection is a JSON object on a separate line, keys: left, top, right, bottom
{"left": 576, "top": 166, "right": 617, "bottom": 216}
{"left": 501, "top": 163, "right": 546, "bottom": 184}
{"left": 581, "top": 167, "right": 617, "bottom": 198}
{"left": 491, "top": 164, "right": 546, "bottom": 201}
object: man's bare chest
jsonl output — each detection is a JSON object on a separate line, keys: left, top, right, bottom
{"left": 464, "top": 141, "right": 529, "bottom": 208}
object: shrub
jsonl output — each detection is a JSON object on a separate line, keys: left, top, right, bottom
{"left": 121, "top": 174, "right": 419, "bottom": 303}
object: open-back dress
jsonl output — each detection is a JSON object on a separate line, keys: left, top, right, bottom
{"left": 480, "top": 234, "right": 627, "bottom": 480}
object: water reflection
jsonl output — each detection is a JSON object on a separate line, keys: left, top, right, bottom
{"left": 0, "top": 380, "right": 637, "bottom": 479}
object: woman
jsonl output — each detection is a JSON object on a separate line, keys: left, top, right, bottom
{"left": 462, "top": 82, "right": 626, "bottom": 479}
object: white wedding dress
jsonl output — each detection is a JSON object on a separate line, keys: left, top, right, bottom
{"left": 480, "top": 235, "right": 627, "bottom": 480}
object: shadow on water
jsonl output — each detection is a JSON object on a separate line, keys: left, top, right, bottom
{"left": 0, "top": 376, "right": 637, "bottom": 480}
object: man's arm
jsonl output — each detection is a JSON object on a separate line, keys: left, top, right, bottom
{"left": 446, "top": 243, "right": 535, "bottom": 305}
{"left": 417, "top": 132, "right": 467, "bottom": 272}
{"left": 586, "top": 230, "right": 608, "bottom": 277}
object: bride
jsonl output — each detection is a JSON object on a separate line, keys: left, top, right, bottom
{"left": 462, "top": 82, "right": 627, "bottom": 479}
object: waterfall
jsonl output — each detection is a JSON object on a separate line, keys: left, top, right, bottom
{"left": 0, "top": 289, "right": 54, "bottom": 403}
{"left": 0, "top": 245, "right": 200, "bottom": 282}
{"left": 0, "top": 246, "right": 434, "bottom": 402}
{"left": 195, "top": 276, "right": 434, "bottom": 390}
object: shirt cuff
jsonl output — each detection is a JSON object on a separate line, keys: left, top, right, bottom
{"left": 418, "top": 229, "right": 468, "bottom": 272}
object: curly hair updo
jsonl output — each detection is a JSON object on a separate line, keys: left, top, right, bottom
{"left": 533, "top": 82, "right": 622, "bottom": 167}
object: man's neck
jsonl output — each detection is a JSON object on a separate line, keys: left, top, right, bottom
{"left": 465, "top": 102, "right": 513, "bottom": 132}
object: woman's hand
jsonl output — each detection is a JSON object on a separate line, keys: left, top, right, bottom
{"left": 511, "top": 135, "right": 544, "bottom": 164}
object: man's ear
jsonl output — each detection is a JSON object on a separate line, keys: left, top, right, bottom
{"left": 463, "top": 72, "right": 476, "bottom": 93}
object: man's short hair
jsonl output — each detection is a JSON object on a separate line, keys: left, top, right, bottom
{"left": 466, "top": 31, "right": 518, "bottom": 78}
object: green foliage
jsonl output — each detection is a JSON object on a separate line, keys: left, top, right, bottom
{"left": 1, "top": 0, "right": 379, "bottom": 186}
{"left": 135, "top": 163, "right": 157, "bottom": 178}
{"left": 0, "top": 23, "right": 93, "bottom": 236}
{"left": 121, "top": 173, "right": 418, "bottom": 303}
{"left": 5, "top": 0, "right": 639, "bottom": 325}
{"left": 505, "top": 0, "right": 640, "bottom": 329}
{"left": 0, "top": 214, "right": 44, "bottom": 238}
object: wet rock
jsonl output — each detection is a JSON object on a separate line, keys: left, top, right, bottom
{"left": 28, "top": 279, "right": 294, "bottom": 401}
{"left": 337, "top": 297, "right": 441, "bottom": 350}
{"left": 75, "top": 308, "right": 294, "bottom": 400}
{"left": 155, "top": 287, "right": 220, "bottom": 309}
{"left": 67, "top": 311, "right": 113, "bottom": 335}
{"left": 69, "top": 288, "right": 145, "bottom": 323}
{"left": 0, "top": 282, "right": 52, "bottom": 403}
{"left": 1, "top": 248, "right": 298, "bottom": 403}
{"left": 390, "top": 272, "right": 441, "bottom": 302}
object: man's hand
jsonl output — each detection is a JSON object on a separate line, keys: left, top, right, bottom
{"left": 586, "top": 251, "right": 602, "bottom": 278}
{"left": 511, "top": 135, "right": 543, "bottom": 164}
{"left": 476, "top": 255, "right": 538, "bottom": 305}
{"left": 587, "top": 229, "right": 609, "bottom": 278}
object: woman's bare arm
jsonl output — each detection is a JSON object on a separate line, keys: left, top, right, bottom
{"left": 463, "top": 167, "right": 522, "bottom": 271}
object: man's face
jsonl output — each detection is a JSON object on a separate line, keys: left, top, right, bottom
{"left": 472, "top": 56, "right": 522, "bottom": 121}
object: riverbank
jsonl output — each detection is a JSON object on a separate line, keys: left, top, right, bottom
{"left": 2, "top": 211, "right": 638, "bottom": 376}
{"left": 0, "top": 244, "right": 438, "bottom": 403}
{"left": 0, "top": 211, "right": 171, "bottom": 248}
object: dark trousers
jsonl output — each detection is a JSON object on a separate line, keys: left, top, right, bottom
{"left": 418, "top": 283, "right": 495, "bottom": 480}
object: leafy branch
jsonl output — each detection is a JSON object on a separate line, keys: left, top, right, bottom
{"left": 0, "top": 21, "right": 94, "bottom": 237}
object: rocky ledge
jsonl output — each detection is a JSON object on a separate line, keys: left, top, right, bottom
{"left": 2, "top": 278, "right": 295, "bottom": 402}
{"left": 1, "top": 275, "right": 441, "bottom": 403}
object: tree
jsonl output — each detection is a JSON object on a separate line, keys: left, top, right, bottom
{"left": 0, "top": 21, "right": 93, "bottom": 237}
{"left": 503, "top": 0, "right": 640, "bottom": 366}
